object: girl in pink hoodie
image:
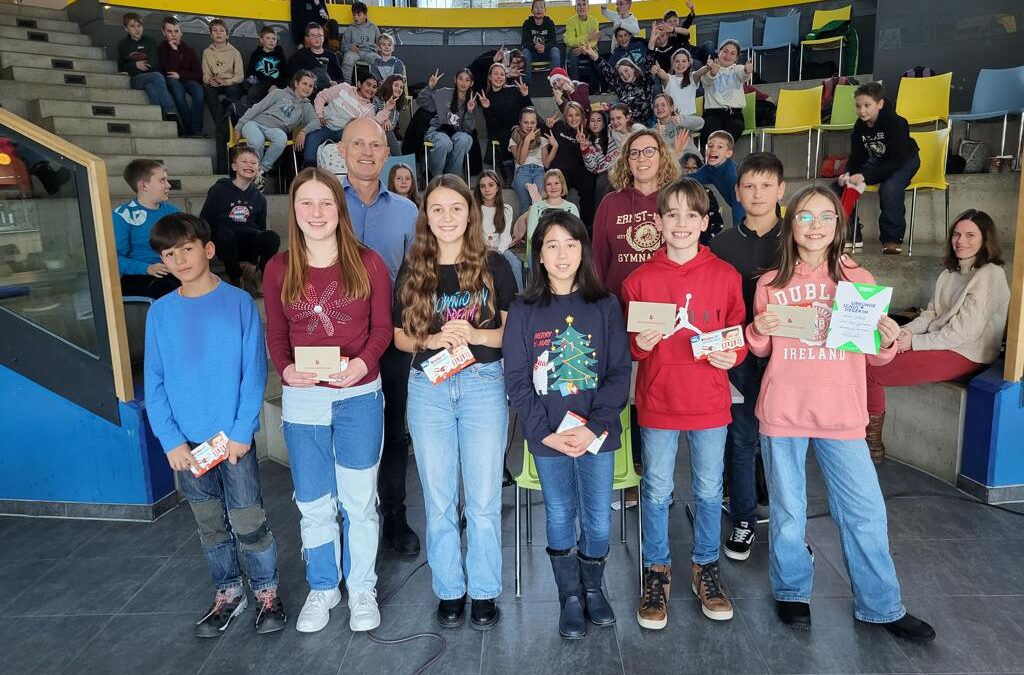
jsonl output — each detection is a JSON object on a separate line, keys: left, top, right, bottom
{"left": 744, "top": 186, "right": 935, "bottom": 644}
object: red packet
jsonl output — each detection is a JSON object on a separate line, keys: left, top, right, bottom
{"left": 421, "top": 345, "right": 476, "bottom": 385}
{"left": 690, "top": 325, "right": 745, "bottom": 361}
{"left": 190, "top": 431, "right": 229, "bottom": 477}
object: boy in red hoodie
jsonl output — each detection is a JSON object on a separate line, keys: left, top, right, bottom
{"left": 621, "top": 177, "right": 745, "bottom": 630}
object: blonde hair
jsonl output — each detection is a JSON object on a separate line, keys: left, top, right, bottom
{"left": 543, "top": 168, "right": 568, "bottom": 197}
{"left": 609, "top": 129, "right": 681, "bottom": 191}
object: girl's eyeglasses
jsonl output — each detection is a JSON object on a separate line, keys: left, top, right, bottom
{"left": 628, "top": 146, "right": 658, "bottom": 160}
{"left": 794, "top": 211, "right": 838, "bottom": 227}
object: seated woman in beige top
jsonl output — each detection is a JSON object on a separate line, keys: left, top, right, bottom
{"left": 865, "top": 209, "right": 1010, "bottom": 463}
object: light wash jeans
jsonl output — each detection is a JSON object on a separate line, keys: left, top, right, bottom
{"left": 512, "top": 163, "right": 545, "bottom": 218}
{"left": 130, "top": 71, "right": 175, "bottom": 113}
{"left": 240, "top": 121, "right": 290, "bottom": 172}
{"left": 407, "top": 360, "right": 507, "bottom": 600}
{"left": 282, "top": 385, "right": 383, "bottom": 593}
{"left": 501, "top": 249, "right": 524, "bottom": 291}
{"left": 424, "top": 129, "right": 472, "bottom": 179}
{"left": 522, "top": 45, "right": 562, "bottom": 83}
{"left": 761, "top": 435, "right": 906, "bottom": 623}
{"left": 533, "top": 450, "right": 615, "bottom": 557}
{"left": 640, "top": 425, "right": 728, "bottom": 567}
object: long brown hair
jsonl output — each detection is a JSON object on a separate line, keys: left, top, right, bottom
{"left": 474, "top": 169, "right": 508, "bottom": 234}
{"left": 609, "top": 129, "right": 680, "bottom": 191}
{"left": 943, "top": 209, "right": 1004, "bottom": 271}
{"left": 770, "top": 185, "right": 857, "bottom": 288}
{"left": 398, "top": 174, "right": 497, "bottom": 347}
{"left": 281, "top": 167, "right": 370, "bottom": 304}
{"left": 387, "top": 162, "right": 419, "bottom": 208}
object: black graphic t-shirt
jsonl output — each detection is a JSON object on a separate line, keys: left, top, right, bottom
{"left": 394, "top": 250, "right": 517, "bottom": 370}
{"left": 247, "top": 45, "right": 287, "bottom": 87}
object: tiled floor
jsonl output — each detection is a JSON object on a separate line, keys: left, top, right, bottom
{"left": 1, "top": 445, "right": 1023, "bottom": 675}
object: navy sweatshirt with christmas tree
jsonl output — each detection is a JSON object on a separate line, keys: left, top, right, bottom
{"left": 504, "top": 291, "right": 632, "bottom": 458}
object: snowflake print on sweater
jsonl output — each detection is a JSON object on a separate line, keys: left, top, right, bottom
{"left": 291, "top": 280, "right": 354, "bottom": 336}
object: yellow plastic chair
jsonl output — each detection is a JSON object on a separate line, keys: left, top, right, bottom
{"left": 695, "top": 95, "right": 704, "bottom": 117}
{"left": 860, "top": 127, "right": 949, "bottom": 256}
{"left": 514, "top": 407, "right": 644, "bottom": 597}
{"left": 760, "top": 86, "right": 822, "bottom": 178}
{"left": 228, "top": 117, "right": 299, "bottom": 191}
{"left": 815, "top": 83, "right": 858, "bottom": 176}
{"left": 895, "top": 72, "right": 953, "bottom": 127}
{"left": 740, "top": 91, "right": 757, "bottom": 152}
{"left": 798, "top": 5, "right": 851, "bottom": 81}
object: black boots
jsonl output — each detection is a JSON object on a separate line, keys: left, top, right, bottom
{"left": 578, "top": 553, "right": 616, "bottom": 626}
{"left": 548, "top": 548, "right": 586, "bottom": 639}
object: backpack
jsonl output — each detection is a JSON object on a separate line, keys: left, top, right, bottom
{"left": 821, "top": 76, "right": 859, "bottom": 122}
{"left": 819, "top": 155, "right": 849, "bottom": 178}
{"left": 903, "top": 66, "right": 936, "bottom": 78}
{"left": 804, "top": 19, "right": 850, "bottom": 42}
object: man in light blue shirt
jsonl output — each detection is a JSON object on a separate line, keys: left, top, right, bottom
{"left": 339, "top": 118, "right": 420, "bottom": 556}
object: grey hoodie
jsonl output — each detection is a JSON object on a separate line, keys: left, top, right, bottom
{"left": 416, "top": 85, "right": 477, "bottom": 133}
{"left": 342, "top": 21, "right": 380, "bottom": 54}
{"left": 237, "top": 86, "right": 320, "bottom": 134}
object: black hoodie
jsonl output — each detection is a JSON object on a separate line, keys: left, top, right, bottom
{"left": 246, "top": 45, "right": 288, "bottom": 88}
{"left": 199, "top": 178, "right": 268, "bottom": 233}
{"left": 847, "top": 105, "right": 920, "bottom": 185}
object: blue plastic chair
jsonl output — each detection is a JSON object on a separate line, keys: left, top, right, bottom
{"left": 948, "top": 65, "right": 1024, "bottom": 167}
{"left": 717, "top": 18, "right": 754, "bottom": 56}
{"left": 751, "top": 13, "right": 801, "bottom": 82}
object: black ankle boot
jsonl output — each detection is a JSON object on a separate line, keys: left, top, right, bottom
{"left": 578, "top": 552, "right": 615, "bottom": 626}
{"left": 548, "top": 547, "right": 586, "bottom": 639}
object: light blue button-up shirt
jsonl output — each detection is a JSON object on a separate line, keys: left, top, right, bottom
{"left": 343, "top": 177, "right": 417, "bottom": 283}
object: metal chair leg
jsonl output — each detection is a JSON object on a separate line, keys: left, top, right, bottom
{"left": 619, "top": 489, "right": 627, "bottom": 544}
{"left": 907, "top": 188, "right": 917, "bottom": 256}
{"left": 525, "top": 489, "right": 533, "bottom": 544}
{"left": 637, "top": 494, "right": 644, "bottom": 596}
{"left": 786, "top": 46, "right": 791, "bottom": 83}
{"left": 515, "top": 486, "right": 522, "bottom": 597}
{"left": 806, "top": 128, "right": 813, "bottom": 179}
{"left": 798, "top": 44, "right": 803, "bottom": 81}
{"left": 837, "top": 39, "right": 843, "bottom": 77}
{"left": 1000, "top": 113, "right": 1008, "bottom": 157}
{"left": 944, "top": 188, "right": 950, "bottom": 240}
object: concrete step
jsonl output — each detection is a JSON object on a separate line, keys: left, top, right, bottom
{"left": 0, "top": 80, "right": 148, "bottom": 118}
{"left": 0, "top": 13, "right": 80, "bottom": 33}
{"left": 102, "top": 153, "right": 214, "bottom": 177}
{"left": 65, "top": 134, "right": 217, "bottom": 157}
{"left": 0, "top": 37, "right": 104, "bottom": 60}
{"left": 30, "top": 98, "right": 163, "bottom": 122}
{"left": 0, "top": 24, "right": 92, "bottom": 46}
{"left": 2, "top": 64, "right": 127, "bottom": 87}
{"left": 0, "top": 3, "right": 69, "bottom": 20}
{"left": 40, "top": 115, "right": 177, "bottom": 138}
{"left": 0, "top": 50, "right": 117, "bottom": 73}
{"left": 109, "top": 172, "right": 219, "bottom": 198}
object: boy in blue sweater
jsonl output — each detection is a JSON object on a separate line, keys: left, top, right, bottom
{"left": 113, "top": 159, "right": 181, "bottom": 299}
{"left": 144, "top": 213, "right": 287, "bottom": 638}
{"left": 690, "top": 130, "right": 745, "bottom": 228}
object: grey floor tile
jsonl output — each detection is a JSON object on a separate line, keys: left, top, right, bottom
{"left": 723, "top": 542, "right": 853, "bottom": 600}
{"left": 892, "top": 538, "right": 1024, "bottom": 597}
{"left": 343, "top": 602, "right": 482, "bottom": 675}
{"left": 614, "top": 598, "right": 768, "bottom": 675}
{"left": 64, "top": 612, "right": 221, "bottom": 675}
{"left": 0, "top": 615, "right": 107, "bottom": 675}
{"left": 482, "top": 599, "right": 622, "bottom": 675}
{"left": 70, "top": 504, "right": 196, "bottom": 558}
{"left": 892, "top": 595, "right": 1024, "bottom": 674}
{"left": 884, "top": 493, "right": 1024, "bottom": 541}
{"left": 737, "top": 597, "right": 919, "bottom": 674}
{"left": 0, "top": 516, "right": 105, "bottom": 559}
{"left": 0, "top": 557, "right": 61, "bottom": 611}
{"left": 6, "top": 555, "right": 167, "bottom": 617}
{"left": 375, "top": 556, "right": 437, "bottom": 607}
{"left": 122, "top": 554, "right": 217, "bottom": 614}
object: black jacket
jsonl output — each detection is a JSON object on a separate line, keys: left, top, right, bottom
{"left": 199, "top": 178, "right": 268, "bottom": 233}
{"left": 246, "top": 45, "right": 288, "bottom": 88}
{"left": 709, "top": 218, "right": 782, "bottom": 323}
{"left": 847, "top": 106, "right": 920, "bottom": 184}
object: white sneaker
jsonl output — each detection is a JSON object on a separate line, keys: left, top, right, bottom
{"left": 348, "top": 589, "right": 381, "bottom": 632}
{"left": 296, "top": 588, "right": 342, "bottom": 633}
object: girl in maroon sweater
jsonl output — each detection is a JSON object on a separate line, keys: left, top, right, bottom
{"left": 263, "top": 167, "right": 392, "bottom": 635}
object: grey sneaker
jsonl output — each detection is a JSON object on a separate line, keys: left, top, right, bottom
{"left": 195, "top": 590, "right": 247, "bottom": 638}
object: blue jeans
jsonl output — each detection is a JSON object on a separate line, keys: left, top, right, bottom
{"left": 640, "top": 425, "right": 728, "bottom": 567}
{"left": 424, "top": 129, "right": 473, "bottom": 179}
{"left": 566, "top": 51, "right": 598, "bottom": 90}
{"left": 240, "top": 121, "right": 290, "bottom": 173}
{"left": 130, "top": 71, "right": 175, "bottom": 114}
{"left": 282, "top": 388, "right": 384, "bottom": 592}
{"left": 501, "top": 249, "right": 524, "bottom": 291}
{"left": 874, "top": 153, "right": 921, "bottom": 245}
{"left": 533, "top": 450, "right": 615, "bottom": 557}
{"left": 522, "top": 45, "right": 562, "bottom": 83}
{"left": 407, "top": 361, "right": 507, "bottom": 600}
{"left": 725, "top": 353, "right": 767, "bottom": 524}
{"left": 165, "top": 77, "right": 204, "bottom": 135}
{"left": 178, "top": 447, "right": 279, "bottom": 592}
{"left": 761, "top": 435, "right": 906, "bottom": 623}
{"left": 303, "top": 126, "right": 343, "bottom": 167}
{"left": 512, "top": 163, "right": 545, "bottom": 218}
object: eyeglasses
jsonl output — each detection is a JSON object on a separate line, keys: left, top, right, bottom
{"left": 628, "top": 146, "right": 658, "bottom": 160}
{"left": 794, "top": 211, "right": 838, "bottom": 227}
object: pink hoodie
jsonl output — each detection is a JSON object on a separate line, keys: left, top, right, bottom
{"left": 744, "top": 258, "right": 896, "bottom": 440}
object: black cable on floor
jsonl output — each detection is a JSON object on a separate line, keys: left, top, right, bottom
{"left": 365, "top": 560, "right": 446, "bottom": 675}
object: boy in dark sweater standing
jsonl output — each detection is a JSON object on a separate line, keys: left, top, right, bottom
{"left": 709, "top": 152, "right": 785, "bottom": 563}
{"left": 145, "top": 213, "right": 287, "bottom": 638}
{"left": 200, "top": 146, "right": 279, "bottom": 293}
{"left": 836, "top": 82, "right": 920, "bottom": 255}
{"left": 159, "top": 16, "right": 205, "bottom": 137}
{"left": 118, "top": 12, "right": 176, "bottom": 120}
{"left": 245, "top": 26, "right": 289, "bottom": 107}
{"left": 521, "top": 0, "right": 560, "bottom": 83}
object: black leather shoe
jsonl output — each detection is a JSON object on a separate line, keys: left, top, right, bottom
{"left": 383, "top": 511, "right": 421, "bottom": 556}
{"left": 470, "top": 599, "right": 501, "bottom": 631}
{"left": 776, "top": 600, "right": 811, "bottom": 629}
{"left": 436, "top": 595, "right": 466, "bottom": 628}
{"left": 872, "top": 613, "right": 936, "bottom": 644}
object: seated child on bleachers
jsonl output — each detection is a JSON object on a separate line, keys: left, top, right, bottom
{"left": 601, "top": 0, "right": 640, "bottom": 37}
{"left": 245, "top": 26, "right": 288, "bottom": 107}
{"left": 341, "top": 2, "right": 380, "bottom": 84}
{"left": 370, "top": 33, "right": 405, "bottom": 82}
{"left": 304, "top": 72, "right": 387, "bottom": 167}
{"left": 373, "top": 74, "right": 407, "bottom": 155}
{"left": 113, "top": 159, "right": 181, "bottom": 299}
{"left": 653, "top": 93, "right": 701, "bottom": 159}
{"left": 158, "top": 16, "right": 205, "bottom": 138}
{"left": 834, "top": 82, "right": 921, "bottom": 255}
{"left": 203, "top": 19, "right": 246, "bottom": 173}
{"left": 287, "top": 22, "right": 344, "bottom": 96}
{"left": 695, "top": 39, "right": 752, "bottom": 143}
{"left": 690, "top": 130, "right": 745, "bottom": 226}
{"left": 521, "top": 0, "right": 561, "bottom": 83}
{"left": 651, "top": 47, "right": 704, "bottom": 135}
{"left": 118, "top": 13, "right": 176, "bottom": 121}
{"left": 509, "top": 106, "right": 555, "bottom": 218}
{"left": 199, "top": 146, "right": 280, "bottom": 293}
{"left": 609, "top": 26, "right": 647, "bottom": 68}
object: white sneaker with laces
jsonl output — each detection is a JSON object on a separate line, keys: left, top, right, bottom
{"left": 296, "top": 588, "right": 342, "bottom": 633}
{"left": 348, "top": 588, "right": 381, "bottom": 632}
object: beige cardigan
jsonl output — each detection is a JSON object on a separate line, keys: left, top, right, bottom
{"left": 906, "top": 257, "right": 1009, "bottom": 364}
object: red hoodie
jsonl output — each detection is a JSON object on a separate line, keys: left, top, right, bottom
{"left": 621, "top": 246, "right": 747, "bottom": 430}
{"left": 745, "top": 258, "right": 896, "bottom": 440}
{"left": 593, "top": 187, "right": 662, "bottom": 297}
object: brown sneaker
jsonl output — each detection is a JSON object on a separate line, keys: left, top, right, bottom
{"left": 881, "top": 242, "right": 903, "bottom": 255}
{"left": 636, "top": 564, "right": 671, "bottom": 630}
{"left": 691, "top": 561, "right": 734, "bottom": 621}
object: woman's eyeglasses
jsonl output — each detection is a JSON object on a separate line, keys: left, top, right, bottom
{"left": 628, "top": 146, "right": 658, "bottom": 160}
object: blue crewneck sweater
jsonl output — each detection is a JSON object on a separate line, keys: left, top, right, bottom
{"left": 144, "top": 281, "right": 267, "bottom": 451}
{"left": 113, "top": 199, "right": 180, "bottom": 276}
{"left": 503, "top": 291, "right": 632, "bottom": 457}
{"left": 691, "top": 159, "right": 745, "bottom": 226}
